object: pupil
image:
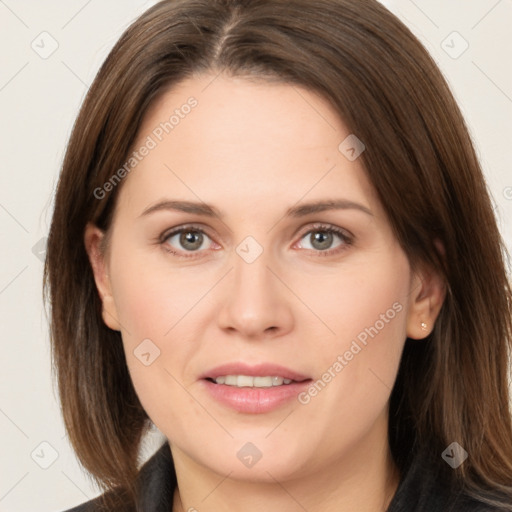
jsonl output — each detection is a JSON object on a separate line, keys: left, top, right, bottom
{"left": 181, "top": 231, "right": 202, "bottom": 250}
{"left": 312, "top": 231, "right": 332, "bottom": 250}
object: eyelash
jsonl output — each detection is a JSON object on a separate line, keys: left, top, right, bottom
{"left": 159, "top": 223, "right": 354, "bottom": 259}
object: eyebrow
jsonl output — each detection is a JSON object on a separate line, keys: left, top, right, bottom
{"left": 139, "top": 198, "right": 373, "bottom": 219}
{"left": 287, "top": 199, "right": 373, "bottom": 217}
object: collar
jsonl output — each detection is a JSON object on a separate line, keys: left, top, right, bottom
{"left": 135, "top": 442, "right": 493, "bottom": 512}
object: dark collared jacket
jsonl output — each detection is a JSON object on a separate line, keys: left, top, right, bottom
{"left": 63, "top": 442, "right": 510, "bottom": 511}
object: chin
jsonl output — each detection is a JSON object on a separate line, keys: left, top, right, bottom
{"left": 190, "top": 436, "right": 316, "bottom": 483}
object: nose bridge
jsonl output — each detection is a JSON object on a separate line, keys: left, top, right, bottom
{"left": 232, "top": 239, "right": 277, "bottom": 313}
{"left": 233, "top": 245, "right": 271, "bottom": 296}
{"left": 216, "top": 236, "right": 293, "bottom": 337}
{"left": 230, "top": 232, "right": 275, "bottom": 292}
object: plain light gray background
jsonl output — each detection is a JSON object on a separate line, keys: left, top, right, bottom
{"left": 0, "top": 1, "right": 511, "bottom": 511}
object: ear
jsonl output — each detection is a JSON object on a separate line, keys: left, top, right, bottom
{"left": 406, "top": 258, "right": 446, "bottom": 340}
{"left": 84, "top": 223, "right": 121, "bottom": 331}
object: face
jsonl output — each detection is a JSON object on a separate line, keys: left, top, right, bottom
{"left": 86, "top": 74, "right": 443, "bottom": 483}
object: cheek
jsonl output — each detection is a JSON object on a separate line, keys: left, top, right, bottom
{"left": 300, "top": 250, "right": 409, "bottom": 416}
{"left": 304, "top": 250, "right": 409, "bottom": 352}
{"left": 109, "top": 242, "right": 204, "bottom": 343}
{"left": 107, "top": 247, "right": 212, "bottom": 429}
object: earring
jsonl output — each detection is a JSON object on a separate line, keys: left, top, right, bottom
{"left": 421, "top": 321, "right": 428, "bottom": 331}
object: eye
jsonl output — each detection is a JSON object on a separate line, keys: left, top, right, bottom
{"left": 159, "top": 223, "right": 353, "bottom": 259}
{"left": 296, "top": 224, "right": 353, "bottom": 256}
{"left": 161, "top": 225, "right": 217, "bottom": 258}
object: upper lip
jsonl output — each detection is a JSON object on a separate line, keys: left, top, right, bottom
{"left": 200, "top": 363, "right": 311, "bottom": 382}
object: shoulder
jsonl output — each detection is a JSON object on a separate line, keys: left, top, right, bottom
{"left": 60, "top": 497, "right": 104, "bottom": 512}
{"left": 388, "top": 448, "right": 511, "bottom": 512}
{"left": 59, "top": 490, "right": 129, "bottom": 512}
{"left": 60, "top": 492, "right": 114, "bottom": 512}
{"left": 450, "top": 493, "right": 512, "bottom": 512}
{"left": 60, "top": 442, "right": 176, "bottom": 512}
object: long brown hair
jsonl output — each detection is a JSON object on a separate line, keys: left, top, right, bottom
{"left": 44, "top": 0, "right": 512, "bottom": 509}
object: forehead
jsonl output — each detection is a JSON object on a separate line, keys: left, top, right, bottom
{"left": 116, "top": 73, "right": 379, "bottom": 219}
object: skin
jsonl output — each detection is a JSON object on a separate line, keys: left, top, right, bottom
{"left": 85, "top": 73, "right": 445, "bottom": 512}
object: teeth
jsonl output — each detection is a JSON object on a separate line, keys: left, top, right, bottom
{"left": 213, "top": 375, "right": 294, "bottom": 387}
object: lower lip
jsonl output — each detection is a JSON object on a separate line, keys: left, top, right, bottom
{"left": 201, "top": 379, "right": 312, "bottom": 414}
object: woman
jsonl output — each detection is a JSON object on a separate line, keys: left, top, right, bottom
{"left": 44, "top": 0, "right": 512, "bottom": 510}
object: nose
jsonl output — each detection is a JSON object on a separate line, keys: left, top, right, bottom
{"left": 217, "top": 248, "right": 294, "bottom": 340}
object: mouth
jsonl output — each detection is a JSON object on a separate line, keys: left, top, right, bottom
{"left": 206, "top": 375, "right": 298, "bottom": 387}
{"left": 200, "top": 363, "right": 312, "bottom": 413}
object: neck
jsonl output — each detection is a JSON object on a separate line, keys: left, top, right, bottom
{"left": 171, "top": 419, "right": 400, "bottom": 512}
